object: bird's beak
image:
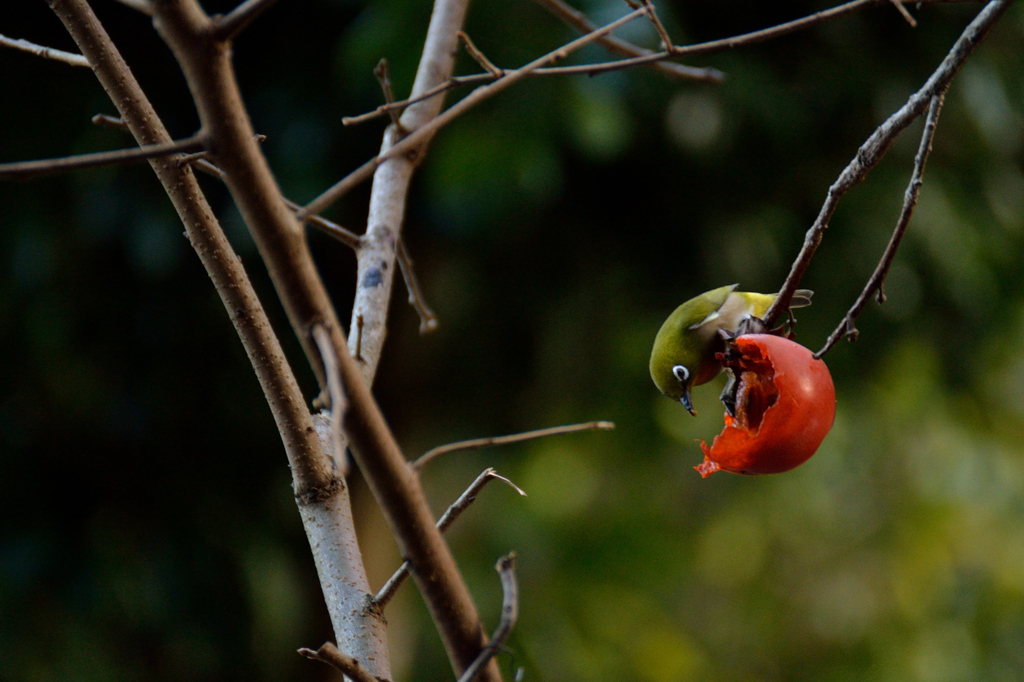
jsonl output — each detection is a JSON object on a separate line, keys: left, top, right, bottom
{"left": 680, "top": 389, "right": 696, "bottom": 416}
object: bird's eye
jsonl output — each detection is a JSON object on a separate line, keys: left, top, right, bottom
{"left": 672, "top": 365, "right": 689, "bottom": 383}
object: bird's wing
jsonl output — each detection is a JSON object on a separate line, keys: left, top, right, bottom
{"left": 686, "top": 283, "right": 739, "bottom": 330}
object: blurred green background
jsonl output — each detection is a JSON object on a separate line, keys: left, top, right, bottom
{"left": 2, "top": 0, "right": 1024, "bottom": 680}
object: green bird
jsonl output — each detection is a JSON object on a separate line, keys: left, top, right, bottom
{"left": 650, "top": 284, "right": 812, "bottom": 415}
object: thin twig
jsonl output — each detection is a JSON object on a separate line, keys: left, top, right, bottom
{"left": 176, "top": 150, "right": 210, "bottom": 167}
{"left": 890, "top": 0, "right": 918, "bottom": 26}
{"left": 298, "top": 643, "right": 382, "bottom": 682}
{"left": 816, "top": 93, "right": 944, "bottom": 358}
{"left": 535, "top": 0, "right": 978, "bottom": 78}
{"left": 187, "top": 154, "right": 366, "bottom": 251}
{"left": 396, "top": 239, "right": 439, "bottom": 334}
{"left": 313, "top": 325, "right": 348, "bottom": 474}
{"left": 639, "top": 0, "right": 673, "bottom": 52}
{"left": 343, "top": 76, "right": 490, "bottom": 126}
{"left": 459, "top": 31, "right": 504, "bottom": 77}
{"left": 213, "top": 0, "right": 281, "bottom": 41}
{"left": 91, "top": 113, "right": 127, "bottom": 130}
{"left": 300, "top": 156, "right": 380, "bottom": 215}
{"left": 0, "top": 133, "right": 206, "bottom": 179}
{"left": 529, "top": 0, "right": 722, "bottom": 82}
{"left": 372, "top": 469, "right": 526, "bottom": 610}
{"left": 457, "top": 554, "right": 519, "bottom": 682}
{"left": 178, "top": 133, "right": 264, "bottom": 169}
{"left": 764, "top": 0, "right": 1012, "bottom": 327}
{"left": 111, "top": 0, "right": 154, "bottom": 14}
{"left": 301, "top": 5, "right": 650, "bottom": 217}
{"left": 373, "top": 58, "right": 403, "bottom": 128}
{"left": 301, "top": 202, "right": 364, "bottom": 251}
{"left": 0, "top": 33, "right": 90, "bottom": 67}
{"left": 192, "top": 156, "right": 226, "bottom": 179}
{"left": 413, "top": 420, "right": 615, "bottom": 471}
{"left": 343, "top": 0, "right": 981, "bottom": 129}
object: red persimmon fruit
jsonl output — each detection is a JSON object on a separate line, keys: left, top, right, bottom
{"left": 696, "top": 334, "right": 836, "bottom": 477}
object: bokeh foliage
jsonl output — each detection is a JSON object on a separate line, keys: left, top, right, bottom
{"left": 2, "top": 0, "right": 1024, "bottom": 680}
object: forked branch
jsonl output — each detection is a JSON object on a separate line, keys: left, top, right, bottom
{"left": 763, "top": 0, "right": 1012, "bottom": 327}
{"left": 372, "top": 469, "right": 526, "bottom": 610}
{"left": 300, "top": 5, "right": 651, "bottom": 217}
{"left": 528, "top": 0, "right": 722, "bottom": 83}
{"left": 343, "top": 0, "right": 978, "bottom": 128}
{"left": 298, "top": 643, "right": 384, "bottom": 682}
{"left": 152, "top": 1, "right": 502, "bottom": 677}
{"left": 815, "top": 93, "right": 945, "bottom": 358}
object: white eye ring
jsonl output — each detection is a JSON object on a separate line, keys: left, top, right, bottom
{"left": 672, "top": 365, "right": 689, "bottom": 383}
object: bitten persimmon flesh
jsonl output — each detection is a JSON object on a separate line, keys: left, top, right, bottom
{"left": 696, "top": 334, "right": 836, "bottom": 477}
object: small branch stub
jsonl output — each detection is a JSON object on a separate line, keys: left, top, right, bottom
{"left": 815, "top": 93, "right": 945, "bottom": 359}
{"left": 91, "top": 113, "right": 128, "bottom": 130}
{"left": 298, "top": 643, "right": 385, "bottom": 682}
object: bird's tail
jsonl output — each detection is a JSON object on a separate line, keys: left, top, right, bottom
{"left": 789, "top": 289, "right": 813, "bottom": 308}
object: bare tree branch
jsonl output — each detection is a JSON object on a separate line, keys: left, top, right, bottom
{"left": 372, "top": 469, "right": 526, "bottom": 610}
{"left": 373, "top": 58, "right": 404, "bottom": 128}
{"left": 342, "top": 77, "right": 487, "bottom": 127}
{"left": 213, "top": 0, "right": 282, "bottom": 41}
{"left": 458, "top": 31, "right": 504, "bottom": 77}
{"left": 153, "top": 0, "right": 343, "bottom": 395}
{"left": 302, "top": 203, "right": 364, "bottom": 250}
{"left": 530, "top": 0, "right": 982, "bottom": 78}
{"left": 0, "top": 33, "right": 90, "bottom": 67}
{"left": 152, "top": 2, "right": 502, "bottom": 678}
{"left": 47, "top": 0, "right": 388, "bottom": 675}
{"left": 396, "top": 239, "right": 439, "bottom": 334}
{"left": 528, "top": 0, "right": 722, "bottom": 82}
{"left": 816, "top": 93, "right": 944, "bottom": 358}
{"left": 298, "top": 643, "right": 385, "bottom": 682}
{"left": 639, "top": 0, "right": 674, "bottom": 53}
{"left": 91, "top": 113, "right": 127, "bottom": 129}
{"left": 413, "top": 421, "right": 616, "bottom": 471}
{"left": 112, "top": 0, "right": 154, "bottom": 14}
{"left": 457, "top": 554, "right": 519, "bottom": 682}
{"left": 341, "top": 0, "right": 483, "bottom": 398}
{"left": 341, "top": 0, "right": 980, "bottom": 128}
{"left": 190, "top": 153, "right": 437, "bottom": 334}
{"left": 764, "top": 0, "right": 1012, "bottom": 326}
{"left": 0, "top": 133, "right": 206, "bottom": 179}
{"left": 890, "top": 0, "right": 918, "bottom": 26}
{"left": 299, "top": 5, "right": 651, "bottom": 218}
{"left": 47, "top": 0, "right": 330, "bottom": 506}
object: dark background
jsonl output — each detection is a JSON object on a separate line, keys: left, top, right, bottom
{"left": 2, "top": 0, "right": 1023, "bottom": 680}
